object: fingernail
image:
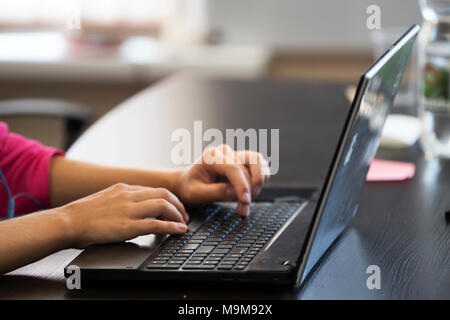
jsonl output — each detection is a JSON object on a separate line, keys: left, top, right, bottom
{"left": 243, "top": 205, "right": 250, "bottom": 216}
{"left": 176, "top": 223, "right": 187, "bottom": 232}
{"left": 243, "top": 191, "right": 251, "bottom": 203}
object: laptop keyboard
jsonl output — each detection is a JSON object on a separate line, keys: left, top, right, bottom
{"left": 146, "top": 202, "right": 302, "bottom": 271}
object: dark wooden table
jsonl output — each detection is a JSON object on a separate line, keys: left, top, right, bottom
{"left": 1, "top": 74, "right": 449, "bottom": 299}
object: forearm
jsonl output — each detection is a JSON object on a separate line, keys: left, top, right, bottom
{"left": 49, "top": 156, "right": 182, "bottom": 207}
{"left": 0, "top": 208, "right": 73, "bottom": 274}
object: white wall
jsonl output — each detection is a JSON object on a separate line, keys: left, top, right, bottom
{"left": 206, "top": 0, "right": 422, "bottom": 52}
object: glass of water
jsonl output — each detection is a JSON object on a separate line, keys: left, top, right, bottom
{"left": 418, "top": 0, "right": 450, "bottom": 159}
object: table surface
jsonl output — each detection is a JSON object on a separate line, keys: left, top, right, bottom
{"left": 1, "top": 74, "right": 449, "bottom": 299}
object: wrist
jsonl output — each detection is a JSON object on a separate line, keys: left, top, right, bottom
{"left": 164, "top": 169, "right": 184, "bottom": 198}
{"left": 52, "top": 205, "right": 80, "bottom": 248}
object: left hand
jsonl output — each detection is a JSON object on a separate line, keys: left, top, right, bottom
{"left": 173, "top": 145, "right": 270, "bottom": 217}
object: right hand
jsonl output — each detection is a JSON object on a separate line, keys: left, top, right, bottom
{"left": 174, "top": 145, "right": 270, "bottom": 217}
{"left": 60, "top": 183, "right": 188, "bottom": 248}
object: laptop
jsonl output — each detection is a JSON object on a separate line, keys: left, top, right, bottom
{"left": 65, "top": 25, "right": 419, "bottom": 287}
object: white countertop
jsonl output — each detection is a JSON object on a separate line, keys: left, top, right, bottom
{"left": 0, "top": 32, "right": 272, "bottom": 82}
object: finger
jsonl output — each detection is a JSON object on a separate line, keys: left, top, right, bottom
{"left": 243, "top": 151, "right": 271, "bottom": 185}
{"left": 131, "top": 188, "right": 189, "bottom": 223}
{"left": 205, "top": 148, "right": 252, "bottom": 200}
{"left": 223, "top": 151, "right": 253, "bottom": 198}
{"left": 237, "top": 202, "right": 250, "bottom": 217}
{"left": 203, "top": 146, "right": 252, "bottom": 217}
{"left": 131, "top": 199, "right": 186, "bottom": 224}
{"left": 209, "top": 163, "right": 251, "bottom": 217}
{"left": 260, "top": 157, "right": 271, "bottom": 183}
{"left": 237, "top": 151, "right": 264, "bottom": 196}
{"left": 210, "top": 162, "right": 251, "bottom": 203}
{"left": 133, "top": 219, "right": 187, "bottom": 235}
{"left": 233, "top": 162, "right": 252, "bottom": 200}
{"left": 230, "top": 155, "right": 254, "bottom": 205}
{"left": 190, "top": 182, "right": 237, "bottom": 204}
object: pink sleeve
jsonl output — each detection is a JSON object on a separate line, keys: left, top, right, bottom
{"left": 0, "top": 123, "right": 65, "bottom": 217}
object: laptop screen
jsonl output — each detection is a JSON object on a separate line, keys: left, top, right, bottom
{"left": 297, "top": 25, "right": 420, "bottom": 285}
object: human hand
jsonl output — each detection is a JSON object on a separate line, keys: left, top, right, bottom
{"left": 61, "top": 183, "right": 189, "bottom": 248}
{"left": 174, "top": 145, "right": 270, "bottom": 217}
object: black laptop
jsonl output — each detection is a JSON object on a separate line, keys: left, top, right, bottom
{"left": 65, "top": 25, "right": 419, "bottom": 287}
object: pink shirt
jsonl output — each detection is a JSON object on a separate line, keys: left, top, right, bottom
{"left": 0, "top": 122, "right": 64, "bottom": 217}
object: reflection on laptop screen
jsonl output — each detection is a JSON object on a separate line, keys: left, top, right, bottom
{"left": 299, "top": 26, "right": 419, "bottom": 284}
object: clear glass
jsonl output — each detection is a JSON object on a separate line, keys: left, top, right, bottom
{"left": 418, "top": 0, "right": 450, "bottom": 159}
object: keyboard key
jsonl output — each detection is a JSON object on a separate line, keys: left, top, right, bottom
{"left": 235, "top": 243, "right": 251, "bottom": 248}
{"left": 182, "top": 243, "right": 200, "bottom": 250}
{"left": 196, "top": 246, "right": 215, "bottom": 254}
{"left": 223, "top": 255, "right": 240, "bottom": 260}
{"left": 157, "top": 253, "right": 173, "bottom": 257}
{"left": 217, "top": 245, "right": 233, "bottom": 249}
{"left": 170, "top": 259, "right": 186, "bottom": 264}
{"left": 189, "top": 257, "right": 204, "bottom": 261}
{"left": 178, "top": 249, "right": 195, "bottom": 254}
{"left": 192, "top": 253, "right": 208, "bottom": 258}
{"left": 150, "top": 258, "right": 169, "bottom": 264}
{"left": 221, "top": 241, "right": 237, "bottom": 245}
{"left": 222, "top": 259, "right": 239, "bottom": 264}
{"left": 230, "top": 247, "right": 248, "bottom": 255}
{"left": 182, "top": 264, "right": 215, "bottom": 270}
{"left": 228, "top": 254, "right": 244, "bottom": 259}
{"left": 205, "top": 256, "right": 222, "bottom": 261}
{"left": 191, "top": 235, "right": 208, "bottom": 240}
{"left": 212, "top": 249, "right": 229, "bottom": 254}
{"left": 196, "top": 232, "right": 211, "bottom": 236}
{"left": 174, "top": 253, "right": 191, "bottom": 258}
{"left": 187, "top": 239, "right": 203, "bottom": 244}
{"left": 217, "top": 264, "right": 233, "bottom": 270}
{"left": 203, "top": 241, "right": 219, "bottom": 246}
{"left": 147, "top": 264, "right": 166, "bottom": 269}
{"left": 164, "top": 264, "right": 182, "bottom": 269}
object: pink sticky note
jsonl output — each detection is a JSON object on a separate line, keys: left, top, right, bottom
{"left": 366, "top": 159, "right": 415, "bottom": 182}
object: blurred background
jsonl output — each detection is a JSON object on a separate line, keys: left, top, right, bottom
{"left": 0, "top": 0, "right": 421, "bottom": 150}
